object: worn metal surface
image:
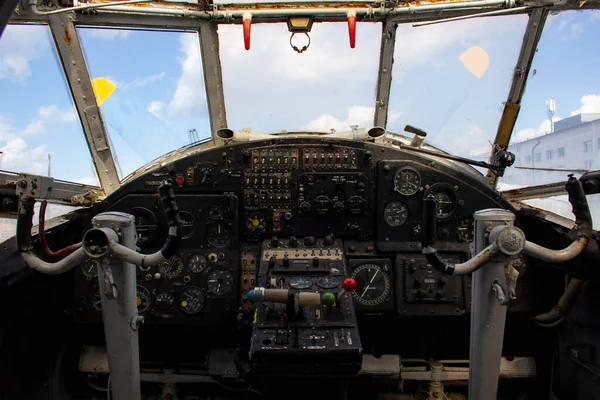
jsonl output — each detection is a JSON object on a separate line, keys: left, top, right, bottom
{"left": 500, "top": 181, "right": 566, "bottom": 201}
{"left": 0, "top": 0, "right": 19, "bottom": 37}
{"left": 198, "top": 21, "right": 228, "bottom": 140}
{"left": 488, "top": 8, "right": 548, "bottom": 186}
{"left": 47, "top": 14, "right": 121, "bottom": 194}
{"left": 9, "top": 172, "right": 102, "bottom": 205}
{"left": 93, "top": 212, "right": 141, "bottom": 400}
{"left": 373, "top": 18, "right": 397, "bottom": 129}
{"left": 469, "top": 209, "right": 515, "bottom": 400}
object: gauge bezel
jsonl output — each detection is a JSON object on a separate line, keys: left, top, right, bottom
{"left": 179, "top": 286, "right": 205, "bottom": 315}
{"left": 383, "top": 201, "right": 409, "bottom": 227}
{"left": 207, "top": 269, "right": 234, "bottom": 295}
{"left": 159, "top": 255, "right": 184, "bottom": 279}
{"left": 136, "top": 285, "right": 151, "bottom": 313}
{"left": 246, "top": 211, "right": 266, "bottom": 233}
{"left": 131, "top": 207, "right": 158, "bottom": 247}
{"left": 424, "top": 183, "right": 460, "bottom": 221}
{"left": 179, "top": 211, "right": 197, "bottom": 239}
{"left": 393, "top": 167, "right": 422, "bottom": 196}
{"left": 350, "top": 263, "right": 391, "bottom": 306}
{"left": 316, "top": 276, "right": 340, "bottom": 289}
{"left": 290, "top": 276, "right": 314, "bottom": 290}
{"left": 206, "top": 222, "right": 233, "bottom": 248}
{"left": 187, "top": 254, "right": 208, "bottom": 274}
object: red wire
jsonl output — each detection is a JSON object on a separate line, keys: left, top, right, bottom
{"left": 39, "top": 200, "right": 77, "bottom": 258}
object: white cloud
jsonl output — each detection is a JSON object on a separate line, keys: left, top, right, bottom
{"left": 444, "top": 124, "right": 492, "bottom": 157}
{"left": 299, "top": 106, "right": 400, "bottom": 132}
{"left": 88, "top": 29, "right": 132, "bottom": 40}
{"left": 168, "top": 34, "right": 206, "bottom": 117}
{"left": 0, "top": 25, "right": 50, "bottom": 84}
{"left": 513, "top": 117, "right": 562, "bottom": 143}
{"left": 123, "top": 72, "right": 166, "bottom": 89}
{"left": 22, "top": 120, "right": 46, "bottom": 136}
{"left": 38, "top": 105, "right": 77, "bottom": 123}
{"left": 0, "top": 138, "right": 47, "bottom": 175}
{"left": 147, "top": 100, "right": 167, "bottom": 122}
{"left": 570, "top": 94, "right": 600, "bottom": 115}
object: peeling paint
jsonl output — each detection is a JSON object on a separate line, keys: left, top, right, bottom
{"left": 64, "top": 27, "right": 72, "bottom": 45}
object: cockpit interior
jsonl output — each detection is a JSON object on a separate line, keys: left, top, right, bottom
{"left": 1, "top": 1, "right": 600, "bottom": 399}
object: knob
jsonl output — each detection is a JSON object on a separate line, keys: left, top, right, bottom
{"left": 270, "top": 236, "right": 279, "bottom": 248}
{"left": 269, "top": 256, "right": 277, "bottom": 269}
{"left": 299, "top": 201, "right": 311, "bottom": 213}
{"left": 289, "top": 236, "right": 299, "bottom": 248}
{"left": 342, "top": 278, "right": 357, "bottom": 292}
{"left": 323, "top": 235, "right": 334, "bottom": 246}
{"left": 312, "top": 257, "right": 319, "bottom": 267}
{"left": 333, "top": 201, "right": 344, "bottom": 212}
{"left": 304, "top": 236, "right": 316, "bottom": 247}
{"left": 283, "top": 255, "right": 290, "bottom": 268}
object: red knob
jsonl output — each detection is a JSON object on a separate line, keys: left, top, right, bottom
{"left": 175, "top": 175, "right": 185, "bottom": 187}
{"left": 343, "top": 278, "right": 356, "bottom": 291}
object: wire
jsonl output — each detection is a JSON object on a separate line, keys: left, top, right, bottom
{"left": 85, "top": 376, "right": 108, "bottom": 392}
{"left": 211, "top": 378, "right": 265, "bottom": 400}
{"left": 39, "top": 200, "right": 78, "bottom": 258}
{"left": 106, "top": 375, "right": 111, "bottom": 400}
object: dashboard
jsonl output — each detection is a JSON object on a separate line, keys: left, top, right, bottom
{"left": 72, "top": 137, "right": 512, "bottom": 333}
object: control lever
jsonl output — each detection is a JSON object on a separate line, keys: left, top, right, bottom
{"left": 247, "top": 287, "right": 321, "bottom": 307}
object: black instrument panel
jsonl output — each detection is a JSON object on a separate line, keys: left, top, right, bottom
{"left": 73, "top": 138, "right": 513, "bottom": 325}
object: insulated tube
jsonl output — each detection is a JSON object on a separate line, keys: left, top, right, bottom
{"left": 21, "top": 248, "right": 87, "bottom": 275}
{"left": 533, "top": 278, "right": 586, "bottom": 326}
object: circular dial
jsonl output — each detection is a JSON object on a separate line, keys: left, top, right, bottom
{"left": 383, "top": 201, "right": 409, "bottom": 227}
{"left": 136, "top": 285, "right": 151, "bottom": 312}
{"left": 312, "top": 195, "right": 332, "bottom": 214}
{"left": 394, "top": 167, "right": 421, "bottom": 196}
{"left": 159, "top": 256, "right": 184, "bottom": 279}
{"left": 207, "top": 223, "right": 232, "bottom": 247}
{"left": 179, "top": 211, "right": 196, "bottom": 239}
{"left": 289, "top": 276, "right": 313, "bottom": 290}
{"left": 132, "top": 207, "right": 157, "bottom": 246}
{"left": 92, "top": 288, "right": 102, "bottom": 311}
{"left": 187, "top": 254, "right": 207, "bottom": 274}
{"left": 425, "top": 184, "right": 459, "bottom": 220}
{"left": 208, "top": 205, "right": 223, "bottom": 220}
{"left": 80, "top": 258, "right": 99, "bottom": 279}
{"left": 155, "top": 290, "right": 174, "bottom": 310}
{"left": 179, "top": 286, "right": 205, "bottom": 314}
{"left": 457, "top": 217, "right": 474, "bottom": 242}
{"left": 351, "top": 264, "right": 391, "bottom": 306}
{"left": 317, "top": 276, "right": 340, "bottom": 289}
{"left": 207, "top": 269, "right": 234, "bottom": 295}
{"left": 345, "top": 196, "right": 367, "bottom": 214}
{"left": 246, "top": 212, "right": 266, "bottom": 233}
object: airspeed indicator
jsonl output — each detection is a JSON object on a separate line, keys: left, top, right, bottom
{"left": 383, "top": 201, "right": 409, "bottom": 227}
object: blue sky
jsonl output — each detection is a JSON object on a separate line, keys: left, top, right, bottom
{"left": 0, "top": 10, "right": 599, "bottom": 185}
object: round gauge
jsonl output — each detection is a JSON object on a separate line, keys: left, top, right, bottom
{"left": 312, "top": 195, "right": 332, "bottom": 214}
{"left": 92, "top": 288, "right": 102, "bottom": 311}
{"left": 136, "top": 285, "right": 151, "bottom": 313}
{"left": 383, "top": 201, "right": 409, "bottom": 227}
{"left": 81, "top": 258, "right": 99, "bottom": 279}
{"left": 425, "top": 184, "right": 459, "bottom": 221}
{"left": 208, "top": 205, "right": 223, "bottom": 220}
{"left": 345, "top": 196, "right": 367, "bottom": 214}
{"left": 457, "top": 217, "right": 474, "bottom": 242}
{"left": 155, "top": 290, "right": 174, "bottom": 310}
{"left": 207, "top": 223, "right": 232, "bottom": 247}
{"left": 317, "top": 276, "right": 340, "bottom": 289}
{"left": 159, "top": 256, "right": 184, "bottom": 279}
{"left": 246, "top": 212, "right": 266, "bottom": 233}
{"left": 394, "top": 167, "right": 421, "bottom": 196}
{"left": 289, "top": 276, "right": 313, "bottom": 290}
{"left": 179, "top": 286, "right": 205, "bottom": 314}
{"left": 207, "top": 269, "right": 234, "bottom": 295}
{"left": 187, "top": 254, "right": 208, "bottom": 274}
{"left": 179, "top": 211, "right": 196, "bottom": 239}
{"left": 132, "top": 207, "right": 157, "bottom": 246}
{"left": 351, "top": 264, "right": 391, "bottom": 306}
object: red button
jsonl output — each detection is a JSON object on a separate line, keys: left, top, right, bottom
{"left": 175, "top": 175, "right": 185, "bottom": 187}
{"left": 343, "top": 278, "right": 357, "bottom": 291}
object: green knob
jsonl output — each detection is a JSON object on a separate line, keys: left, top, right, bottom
{"left": 322, "top": 292, "right": 336, "bottom": 306}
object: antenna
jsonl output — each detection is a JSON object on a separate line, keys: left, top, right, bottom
{"left": 48, "top": 153, "right": 51, "bottom": 177}
{"left": 546, "top": 97, "right": 556, "bottom": 133}
{"left": 188, "top": 129, "right": 198, "bottom": 143}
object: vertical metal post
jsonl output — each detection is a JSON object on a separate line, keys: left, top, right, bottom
{"left": 373, "top": 18, "right": 398, "bottom": 129}
{"left": 94, "top": 212, "right": 141, "bottom": 400}
{"left": 198, "top": 20, "right": 228, "bottom": 141}
{"left": 469, "top": 208, "right": 515, "bottom": 399}
{"left": 48, "top": 14, "right": 120, "bottom": 194}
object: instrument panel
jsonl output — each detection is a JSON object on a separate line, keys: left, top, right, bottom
{"left": 72, "top": 138, "right": 512, "bottom": 326}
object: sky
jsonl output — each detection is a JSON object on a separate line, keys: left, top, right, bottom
{"left": 0, "top": 10, "right": 599, "bottom": 185}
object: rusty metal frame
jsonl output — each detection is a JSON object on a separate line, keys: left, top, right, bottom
{"left": 487, "top": 8, "right": 548, "bottom": 187}
{"left": 47, "top": 13, "right": 120, "bottom": 194}
{"left": 373, "top": 17, "right": 397, "bottom": 129}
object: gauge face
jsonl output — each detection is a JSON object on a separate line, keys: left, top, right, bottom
{"left": 81, "top": 258, "right": 99, "bottom": 279}
{"left": 246, "top": 212, "right": 266, "bottom": 233}
{"left": 92, "top": 289, "right": 102, "bottom": 311}
{"left": 317, "top": 276, "right": 340, "bottom": 289}
{"left": 155, "top": 290, "right": 174, "bottom": 310}
{"left": 312, "top": 195, "right": 332, "bottom": 214}
{"left": 187, "top": 254, "right": 207, "bottom": 274}
{"left": 425, "top": 184, "right": 458, "bottom": 220}
{"left": 132, "top": 207, "right": 157, "bottom": 246}
{"left": 394, "top": 167, "right": 421, "bottom": 196}
{"left": 208, "top": 205, "right": 223, "bottom": 220}
{"left": 207, "top": 269, "right": 234, "bottom": 295}
{"left": 290, "top": 276, "right": 313, "bottom": 290}
{"left": 136, "top": 285, "right": 151, "bottom": 313}
{"left": 383, "top": 201, "right": 409, "bottom": 227}
{"left": 207, "top": 223, "right": 232, "bottom": 247}
{"left": 179, "top": 286, "right": 205, "bottom": 314}
{"left": 159, "top": 256, "right": 184, "bottom": 279}
{"left": 351, "top": 264, "right": 391, "bottom": 306}
{"left": 346, "top": 196, "right": 367, "bottom": 214}
{"left": 457, "top": 217, "right": 474, "bottom": 242}
{"left": 179, "top": 211, "right": 196, "bottom": 239}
